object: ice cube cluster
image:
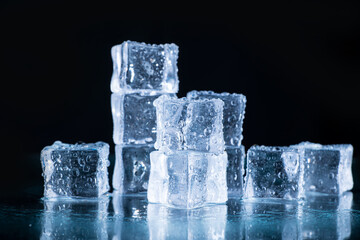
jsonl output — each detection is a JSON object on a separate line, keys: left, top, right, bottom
{"left": 40, "top": 40, "right": 354, "bottom": 209}
{"left": 110, "top": 41, "right": 179, "bottom": 194}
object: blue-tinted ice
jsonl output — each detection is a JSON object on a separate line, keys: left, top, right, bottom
{"left": 40, "top": 141, "right": 110, "bottom": 198}
{"left": 111, "top": 41, "right": 179, "bottom": 93}
{"left": 227, "top": 146, "right": 246, "bottom": 197}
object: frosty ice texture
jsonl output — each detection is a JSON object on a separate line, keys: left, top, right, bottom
{"left": 244, "top": 146, "right": 304, "bottom": 200}
{"left": 40, "top": 141, "right": 110, "bottom": 198}
{"left": 154, "top": 95, "right": 225, "bottom": 154}
{"left": 187, "top": 91, "right": 246, "bottom": 146}
{"left": 291, "top": 142, "right": 353, "bottom": 195}
{"left": 112, "top": 92, "right": 175, "bottom": 145}
{"left": 113, "top": 144, "right": 154, "bottom": 193}
{"left": 227, "top": 146, "right": 246, "bottom": 197}
{"left": 148, "top": 150, "right": 228, "bottom": 209}
{"left": 111, "top": 41, "right": 179, "bottom": 93}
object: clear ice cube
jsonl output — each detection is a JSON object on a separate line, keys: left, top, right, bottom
{"left": 227, "top": 146, "right": 246, "bottom": 197}
{"left": 112, "top": 144, "right": 154, "bottom": 193}
{"left": 291, "top": 142, "right": 353, "bottom": 195}
{"left": 111, "top": 92, "right": 175, "bottom": 145}
{"left": 154, "top": 95, "right": 225, "bottom": 154}
{"left": 148, "top": 150, "right": 228, "bottom": 209}
{"left": 111, "top": 41, "right": 179, "bottom": 93}
{"left": 244, "top": 146, "right": 305, "bottom": 200}
{"left": 40, "top": 141, "right": 110, "bottom": 198}
{"left": 187, "top": 90, "right": 247, "bottom": 146}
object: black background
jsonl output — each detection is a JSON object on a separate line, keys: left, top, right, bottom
{"left": 1, "top": 1, "right": 360, "bottom": 194}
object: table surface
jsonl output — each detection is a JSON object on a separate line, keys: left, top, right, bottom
{"left": 1, "top": 154, "right": 360, "bottom": 239}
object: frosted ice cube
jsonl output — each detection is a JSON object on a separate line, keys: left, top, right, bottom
{"left": 187, "top": 90, "right": 247, "bottom": 146}
{"left": 154, "top": 95, "right": 225, "bottom": 154}
{"left": 244, "top": 146, "right": 305, "bottom": 200}
{"left": 148, "top": 204, "right": 227, "bottom": 240}
{"left": 148, "top": 150, "right": 228, "bottom": 209}
{"left": 112, "top": 144, "right": 154, "bottom": 194}
{"left": 291, "top": 142, "right": 353, "bottom": 195}
{"left": 40, "top": 141, "right": 110, "bottom": 198}
{"left": 227, "top": 146, "right": 246, "bottom": 197}
{"left": 112, "top": 92, "right": 175, "bottom": 145}
{"left": 301, "top": 192, "right": 352, "bottom": 240}
{"left": 111, "top": 41, "right": 179, "bottom": 93}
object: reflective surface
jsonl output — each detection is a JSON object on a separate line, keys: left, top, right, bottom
{"left": 1, "top": 187, "right": 360, "bottom": 239}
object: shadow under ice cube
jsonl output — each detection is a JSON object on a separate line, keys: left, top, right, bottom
{"left": 111, "top": 41, "right": 179, "bottom": 93}
{"left": 40, "top": 141, "right": 110, "bottom": 198}
{"left": 244, "top": 146, "right": 304, "bottom": 200}
{"left": 113, "top": 144, "right": 154, "bottom": 193}
{"left": 291, "top": 142, "right": 353, "bottom": 195}
{"left": 148, "top": 150, "right": 228, "bottom": 209}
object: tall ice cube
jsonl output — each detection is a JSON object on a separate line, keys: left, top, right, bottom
{"left": 291, "top": 142, "right": 353, "bottom": 195}
{"left": 187, "top": 91, "right": 247, "bottom": 146}
{"left": 111, "top": 41, "right": 179, "bottom": 93}
{"left": 227, "top": 145, "right": 246, "bottom": 197}
{"left": 153, "top": 95, "right": 225, "bottom": 154}
{"left": 244, "top": 145, "right": 305, "bottom": 200}
{"left": 40, "top": 141, "right": 110, "bottom": 198}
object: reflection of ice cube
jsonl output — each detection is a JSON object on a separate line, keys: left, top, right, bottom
{"left": 147, "top": 203, "right": 227, "bottom": 240}
{"left": 112, "top": 192, "right": 149, "bottom": 239}
{"left": 301, "top": 192, "right": 353, "bottom": 240}
{"left": 226, "top": 146, "right": 246, "bottom": 197}
{"left": 41, "top": 197, "right": 109, "bottom": 239}
{"left": 244, "top": 146, "right": 304, "bottom": 200}
{"left": 154, "top": 95, "right": 225, "bottom": 154}
{"left": 242, "top": 199, "right": 301, "bottom": 239}
{"left": 40, "top": 141, "right": 110, "bottom": 198}
{"left": 113, "top": 145, "right": 154, "bottom": 193}
{"left": 187, "top": 91, "right": 247, "bottom": 147}
{"left": 148, "top": 150, "right": 228, "bottom": 209}
{"left": 291, "top": 142, "right": 353, "bottom": 195}
{"left": 111, "top": 41, "right": 179, "bottom": 93}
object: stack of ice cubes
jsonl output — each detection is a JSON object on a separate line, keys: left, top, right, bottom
{"left": 110, "top": 41, "right": 179, "bottom": 194}
{"left": 187, "top": 91, "right": 247, "bottom": 197}
{"left": 148, "top": 95, "right": 228, "bottom": 208}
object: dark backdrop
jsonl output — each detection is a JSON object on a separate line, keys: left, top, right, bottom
{"left": 1, "top": 1, "right": 360, "bottom": 194}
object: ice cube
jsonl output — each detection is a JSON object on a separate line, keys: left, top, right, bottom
{"left": 301, "top": 192, "right": 352, "bottom": 239}
{"left": 147, "top": 204, "right": 227, "bottom": 240}
{"left": 148, "top": 150, "right": 228, "bottom": 209}
{"left": 40, "top": 141, "right": 110, "bottom": 198}
{"left": 112, "top": 92, "right": 175, "bottom": 145}
{"left": 187, "top": 91, "right": 246, "bottom": 146}
{"left": 291, "top": 142, "right": 353, "bottom": 195}
{"left": 227, "top": 146, "right": 246, "bottom": 197}
{"left": 244, "top": 146, "right": 305, "bottom": 200}
{"left": 41, "top": 197, "right": 109, "bottom": 239}
{"left": 111, "top": 41, "right": 179, "bottom": 93}
{"left": 153, "top": 95, "right": 225, "bottom": 154}
{"left": 112, "top": 144, "right": 154, "bottom": 193}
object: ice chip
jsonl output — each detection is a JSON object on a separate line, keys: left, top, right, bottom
{"left": 111, "top": 41, "right": 179, "bottom": 93}
{"left": 291, "top": 142, "right": 353, "bottom": 195}
{"left": 153, "top": 95, "right": 225, "bottom": 154}
{"left": 244, "top": 145, "right": 305, "bottom": 200}
{"left": 187, "top": 90, "right": 246, "bottom": 146}
{"left": 40, "top": 141, "right": 110, "bottom": 198}
{"left": 148, "top": 150, "right": 228, "bottom": 209}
